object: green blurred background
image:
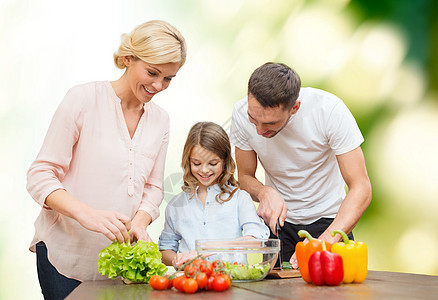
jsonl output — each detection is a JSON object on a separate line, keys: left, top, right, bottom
{"left": 1, "top": 0, "right": 437, "bottom": 299}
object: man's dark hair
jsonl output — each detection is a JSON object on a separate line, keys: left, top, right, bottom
{"left": 248, "top": 62, "right": 301, "bottom": 110}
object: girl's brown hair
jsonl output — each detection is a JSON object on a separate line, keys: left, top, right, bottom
{"left": 181, "top": 122, "right": 239, "bottom": 203}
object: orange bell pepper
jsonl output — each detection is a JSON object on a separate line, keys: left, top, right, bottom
{"left": 331, "top": 230, "right": 368, "bottom": 283}
{"left": 296, "top": 230, "right": 331, "bottom": 283}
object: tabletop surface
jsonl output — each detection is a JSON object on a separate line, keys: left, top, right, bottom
{"left": 66, "top": 270, "right": 438, "bottom": 300}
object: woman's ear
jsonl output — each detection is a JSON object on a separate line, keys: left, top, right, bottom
{"left": 123, "top": 56, "right": 133, "bottom": 67}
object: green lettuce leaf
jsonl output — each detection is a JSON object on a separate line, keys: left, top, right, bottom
{"left": 98, "top": 240, "right": 167, "bottom": 283}
{"left": 224, "top": 262, "right": 270, "bottom": 280}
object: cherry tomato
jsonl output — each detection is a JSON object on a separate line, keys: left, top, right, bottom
{"left": 173, "top": 276, "right": 187, "bottom": 292}
{"left": 165, "top": 276, "right": 173, "bottom": 289}
{"left": 183, "top": 278, "right": 198, "bottom": 294}
{"left": 200, "top": 261, "right": 213, "bottom": 276}
{"left": 149, "top": 275, "right": 169, "bottom": 290}
{"left": 213, "top": 274, "right": 231, "bottom": 292}
{"left": 212, "top": 260, "right": 225, "bottom": 272}
{"left": 195, "top": 272, "right": 208, "bottom": 289}
{"left": 184, "top": 265, "right": 197, "bottom": 278}
{"left": 193, "top": 258, "right": 203, "bottom": 267}
{"left": 207, "top": 275, "right": 215, "bottom": 290}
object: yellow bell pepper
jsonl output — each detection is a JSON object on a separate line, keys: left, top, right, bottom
{"left": 330, "top": 230, "right": 368, "bottom": 283}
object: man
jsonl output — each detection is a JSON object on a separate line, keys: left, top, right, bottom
{"left": 230, "top": 62, "right": 371, "bottom": 268}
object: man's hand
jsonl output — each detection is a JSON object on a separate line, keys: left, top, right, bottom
{"left": 256, "top": 186, "right": 288, "bottom": 233}
{"left": 289, "top": 252, "right": 298, "bottom": 269}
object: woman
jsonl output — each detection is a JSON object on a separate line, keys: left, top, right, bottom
{"left": 26, "top": 20, "right": 186, "bottom": 299}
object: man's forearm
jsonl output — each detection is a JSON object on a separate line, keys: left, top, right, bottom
{"left": 319, "top": 182, "right": 372, "bottom": 244}
{"left": 238, "top": 173, "right": 265, "bottom": 202}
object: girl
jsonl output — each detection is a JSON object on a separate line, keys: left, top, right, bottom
{"left": 26, "top": 20, "right": 186, "bottom": 299}
{"left": 159, "top": 122, "right": 269, "bottom": 266}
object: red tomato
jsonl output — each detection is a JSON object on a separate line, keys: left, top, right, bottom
{"left": 149, "top": 275, "right": 169, "bottom": 290}
{"left": 193, "top": 258, "right": 203, "bottom": 266}
{"left": 200, "top": 261, "right": 213, "bottom": 276}
{"left": 213, "top": 274, "right": 231, "bottom": 292}
{"left": 195, "top": 272, "right": 208, "bottom": 289}
{"left": 183, "top": 278, "right": 198, "bottom": 294}
{"left": 212, "top": 260, "right": 225, "bottom": 272}
{"left": 184, "top": 264, "right": 197, "bottom": 278}
{"left": 166, "top": 277, "right": 173, "bottom": 289}
{"left": 173, "top": 276, "right": 187, "bottom": 292}
{"left": 207, "top": 275, "right": 215, "bottom": 290}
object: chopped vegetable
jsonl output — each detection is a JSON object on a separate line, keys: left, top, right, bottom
{"left": 98, "top": 240, "right": 167, "bottom": 283}
{"left": 281, "top": 261, "right": 293, "bottom": 269}
{"left": 224, "top": 262, "right": 270, "bottom": 280}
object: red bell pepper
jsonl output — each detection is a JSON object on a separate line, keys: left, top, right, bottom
{"left": 308, "top": 241, "right": 343, "bottom": 286}
{"left": 296, "top": 230, "right": 331, "bottom": 283}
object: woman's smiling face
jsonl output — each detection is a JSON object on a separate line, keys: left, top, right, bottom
{"left": 190, "top": 145, "right": 224, "bottom": 189}
{"left": 124, "top": 57, "right": 180, "bottom": 104}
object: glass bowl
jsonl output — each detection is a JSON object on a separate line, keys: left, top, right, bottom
{"left": 195, "top": 238, "right": 280, "bottom": 282}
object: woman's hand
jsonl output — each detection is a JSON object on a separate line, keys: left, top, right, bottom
{"left": 45, "top": 189, "right": 131, "bottom": 243}
{"left": 75, "top": 206, "right": 131, "bottom": 243}
{"left": 129, "top": 210, "right": 153, "bottom": 243}
{"left": 129, "top": 225, "right": 152, "bottom": 243}
{"left": 172, "top": 250, "right": 198, "bottom": 268}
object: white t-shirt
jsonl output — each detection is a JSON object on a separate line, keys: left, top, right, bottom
{"left": 230, "top": 87, "right": 364, "bottom": 225}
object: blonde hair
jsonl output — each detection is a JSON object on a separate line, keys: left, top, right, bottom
{"left": 182, "top": 122, "right": 239, "bottom": 203}
{"left": 114, "top": 20, "right": 186, "bottom": 69}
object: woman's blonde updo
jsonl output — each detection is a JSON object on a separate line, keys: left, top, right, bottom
{"left": 114, "top": 20, "right": 186, "bottom": 69}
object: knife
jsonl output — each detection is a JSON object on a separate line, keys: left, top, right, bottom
{"left": 276, "top": 220, "right": 283, "bottom": 269}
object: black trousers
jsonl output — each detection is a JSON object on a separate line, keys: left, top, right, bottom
{"left": 270, "top": 218, "right": 354, "bottom": 267}
{"left": 36, "top": 242, "right": 81, "bottom": 300}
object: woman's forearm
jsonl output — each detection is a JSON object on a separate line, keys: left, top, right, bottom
{"left": 45, "top": 189, "right": 88, "bottom": 219}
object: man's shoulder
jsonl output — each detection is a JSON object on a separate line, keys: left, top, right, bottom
{"left": 300, "top": 87, "right": 341, "bottom": 103}
{"left": 233, "top": 96, "right": 248, "bottom": 113}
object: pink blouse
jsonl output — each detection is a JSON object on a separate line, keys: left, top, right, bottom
{"left": 27, "top": 81, "right": 169, "bottom": 280}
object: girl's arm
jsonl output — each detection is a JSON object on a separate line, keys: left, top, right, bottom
{"left": 161, "top": 249, "right": 177, "bottom": 266}
{"left": 161, "top": 249, "right": 198, "bottom": 267}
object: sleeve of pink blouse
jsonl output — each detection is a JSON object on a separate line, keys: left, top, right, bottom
{"left": 138, "top": 118, "right": 170, "bottom": 221}
{"left": 26, "top": 86, "right": 85, "bottom": 207}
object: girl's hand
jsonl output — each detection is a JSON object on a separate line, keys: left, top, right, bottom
{"left": 75, "top": 206, "right": 131, "bottom": 243}
{"left": 238, "top": 235, "right": 256, "bottom": 240}
{"left": 172, "top": 250, "right": 198, "bottom": 268}
{"left": 129, "top": 225, "right": 152, "bottom": 243}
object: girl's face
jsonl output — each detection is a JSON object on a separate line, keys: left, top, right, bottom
{"left": 124, "top": 57, "right": 180, "bottom": 104}
{"left": 190, "top": 145, "right": 224, "bottom": 189}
